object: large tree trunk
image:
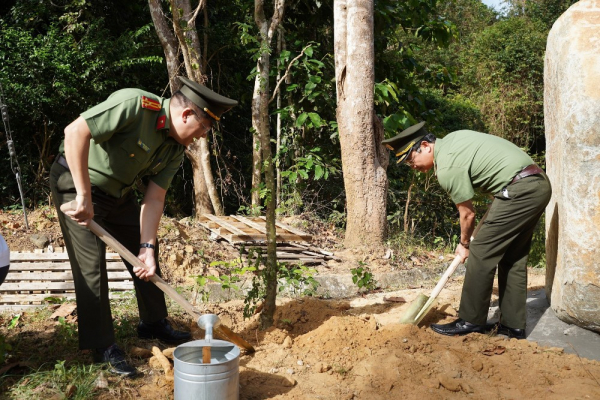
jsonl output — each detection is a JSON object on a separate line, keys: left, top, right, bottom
{"left": 333, "top": 0, "right": 388, "bottom": 249}
{"left": 149, "top": 0, "right": 223, "bottom": 216}
{"left": 252, "top": 0, "right": 285, "bottom": 330}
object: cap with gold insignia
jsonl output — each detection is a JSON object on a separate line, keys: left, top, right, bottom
{"left": 382, "top": 121, "right": 428, "bottom": 164}
{"left": 177, "top": 76, "right": 238, "bottom": 121}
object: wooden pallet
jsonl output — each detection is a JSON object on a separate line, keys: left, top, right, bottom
{"left": 235, "top": 242, "right": 339, "bottom": 265}
{"left": 1, "top": 252, "right": 134, "bottom": 312}
{"left": 197, "top": 214, "right": 338, "bottom": 265}
{"left": 198, "top": 214, "right": 312, "bottom": 244}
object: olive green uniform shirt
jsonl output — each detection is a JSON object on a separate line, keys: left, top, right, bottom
{"left": 61, "top": 89, "right": 185, "bottom": 198}
{"left": 434, "top": 130, "right": 533, "bottom": 204}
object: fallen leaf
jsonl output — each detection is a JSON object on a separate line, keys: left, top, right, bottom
{"left": 50, "top": 303, "right": 77, "bottom": 320}
{"left": 482, "top": 345, "right": 506, "bottom": 356}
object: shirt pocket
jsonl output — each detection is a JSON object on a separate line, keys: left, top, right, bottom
{"left": 120, "top": 139, "right": 150, "bottom": 166}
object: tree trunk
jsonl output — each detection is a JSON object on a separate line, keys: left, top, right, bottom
{"left": 333, "top": 0, "right": 389, "bottom": 249}
{"left": 149, "top": 0, "right": 223, "bottom": 216}
{"left": 252, "top": 0, "right": 285, "bottom": 330}
{"left": 275, "top": 27, "right": 283, "bottom": 208}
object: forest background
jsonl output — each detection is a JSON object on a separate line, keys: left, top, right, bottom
{"left": 0, "top": 0, "right": 577, "bottom": 267}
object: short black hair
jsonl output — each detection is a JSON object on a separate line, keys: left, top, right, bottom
{"left": 172, "top": 91, "right": 208, "bottom": 119}
{"left": 410, "top": 133, "right": 436, "bottom": 153}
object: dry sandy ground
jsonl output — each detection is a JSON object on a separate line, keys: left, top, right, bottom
{"left": 2, "top": 209, "right": 600, "bottom": 399}
{"left": 126, "top": 272, "right": 600, "bottom": 400}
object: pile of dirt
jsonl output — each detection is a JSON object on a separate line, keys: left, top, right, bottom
{"left": 2, "top": 209, "right": 600, "bottom": 399}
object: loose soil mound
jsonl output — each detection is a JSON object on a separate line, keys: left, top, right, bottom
{"left": 1, "top": 209, "right": 600, "bottom": 399}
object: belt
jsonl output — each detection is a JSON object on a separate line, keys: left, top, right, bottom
{"left": 56, "top": 154, "right": 70, "bottom": 170}
{"left": 510, "top": 164, "right": 544, "bottom": 185}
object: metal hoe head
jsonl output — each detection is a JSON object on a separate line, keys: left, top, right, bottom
{"left": 197, "top": 314, "right": 221, "bottom": 341}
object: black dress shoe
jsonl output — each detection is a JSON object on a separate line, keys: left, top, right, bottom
{"left": 138, "top": 318, "right": 191, "bottom": 343}
{"left": 431, "top": 318, "right": 487, "bottom": 336}
{"left": 94, "top": 343, "right": 138, "bottom": 377}
{"left": 497, "top": 323, "right": 526, "bottom": 339}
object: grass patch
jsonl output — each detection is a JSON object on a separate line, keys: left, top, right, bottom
{"left": 3, "top": 361, "right": 102, "bottom": 399}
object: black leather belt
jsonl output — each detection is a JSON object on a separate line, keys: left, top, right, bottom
{"left": 56, "top": 154, "right": 70, "bottom": 170}
{"left": 510, "top": 164, "right": 544, "bottom": 184}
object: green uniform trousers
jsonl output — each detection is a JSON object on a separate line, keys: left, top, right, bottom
{"left": 50, "top": 161, "right": 168, "bottom": 350}
{"left": 459, "top": 174, "right": 552, "bottom": 329}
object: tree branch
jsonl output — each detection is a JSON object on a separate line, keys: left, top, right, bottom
{"left": 188, "top": 0, "right": 206, "bottom": 27}
{"left": 269, "top": 44, "right": 310, "bottom": 104}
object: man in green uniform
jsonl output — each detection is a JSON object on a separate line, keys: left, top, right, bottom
{"left": 50, "top": 76, "right": 237, "bottom": 377}
{"left": 383, "top": 122, "right": 551, "bottom": 339}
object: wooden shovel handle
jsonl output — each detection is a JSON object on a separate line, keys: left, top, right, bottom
{"left": 59, "top": 200, "right": 255, "bottom": 353}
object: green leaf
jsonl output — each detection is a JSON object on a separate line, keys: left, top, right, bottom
{"left": 296, "top": 112, "right": 309, "bottom": 127}
{"left": 314, "top": 165, "right": 324, "bottom": 180}
{"left": 298, "top": 169, "right": 309, "bottom": 180}
{"left": 308, "top": 112, "right": 323, "bottom": 127}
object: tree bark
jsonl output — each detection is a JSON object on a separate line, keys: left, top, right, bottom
{"left": 149, "top": 0, "right": 223, "bottom": 216}
{"left": 334, "top": 0, "right": 389, "bottom": 248}
{"left": 252, "top": 0, "right": 285, "bottom": 330}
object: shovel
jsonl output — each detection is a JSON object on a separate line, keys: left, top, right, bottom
{"left": 60, "top": 201, "right": 255, "bottom": 353}
{"left": 399, "top": 205, "right": 491, "bottom": 325}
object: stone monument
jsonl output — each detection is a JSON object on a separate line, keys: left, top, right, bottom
{"left": 545, "top": 0, "right": 600, "bottom": 332}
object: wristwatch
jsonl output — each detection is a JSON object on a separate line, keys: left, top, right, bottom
{"left": 460, "top": 241, "right": 470, "bottom": 249}
{"left": 139, "top": 243, "right": 155, "bottom": 249}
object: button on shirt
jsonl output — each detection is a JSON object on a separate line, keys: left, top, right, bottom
{"left": 433, "top": 130, "right": 534, "bottom": 204}
{"left": 73, "top": 89, "right": 185, "bottom": 198}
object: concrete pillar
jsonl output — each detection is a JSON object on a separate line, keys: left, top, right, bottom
{"left": 545, "top": 0, "right": 600, "bottom": 332}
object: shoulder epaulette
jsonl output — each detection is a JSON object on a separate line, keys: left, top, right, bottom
{"left": 141, "top": 96, "right": 161, "bottom": 111}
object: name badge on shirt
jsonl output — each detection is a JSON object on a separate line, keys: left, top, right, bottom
{"left": 137, "top": 139, "right": 150, "bottom": 153}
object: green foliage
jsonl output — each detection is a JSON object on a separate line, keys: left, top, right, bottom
{"left": 277, "top": 264, "right": 320, "bottom": 297}
{"left": 193, "top": 246, "right": 320, "bottom": 318}
{"left": 351, "top": 262, "right": 378, "bottom": 293}
{"left": 0, "top": 0, "right": 164, "bottom": 208}
{"left": 55, "top": 317, "right": 78, "bottom": 343}
{"left": 7, "top": 360, "right": 101, "bottom": 399}
{"left": 7, "top": 314, "right": 20, "bottom": 329}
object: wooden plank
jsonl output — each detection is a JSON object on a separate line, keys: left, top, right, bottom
{"left": 8, "top": 262, "right": 127, "bottom": 272}
{"left": 230, "top": 233, "right": 308, "bottom": 243}
{"left": 10, "top": 252, "right": 121, "bottom": 262}
{"left": 3, "top": 271, "right": 133, "bottom": 281}
{"left": 0, "top": 294, "right": 77, "bottom": 303}
{"left": 0, "top": 304, "right": 52, "bottom": 311}
{"left": 0, "top": 281, "right": 133, "bottom": 292}
{"left": 230, "top": 215, "right": 267, "bottom": 233}
{"left": 258, "top": 216, "right": 312, "bottom": 240}
{"left": 202, "top": 214, "right": 251, "bottom": 237}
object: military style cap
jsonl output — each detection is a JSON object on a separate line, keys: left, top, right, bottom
{"left": 177, "top": 76, "right": 238, "bottom": 121}
{"left": 382, "top": 121, "right": 428, "bottom": 164}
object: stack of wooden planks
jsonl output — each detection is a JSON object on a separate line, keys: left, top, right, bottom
{"left": 0, "top": 251, "right": 133, "bottom": 312}
{"left": 197, "top": 214, "right": 338, "bottom": 265}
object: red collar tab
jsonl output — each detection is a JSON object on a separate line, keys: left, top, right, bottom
{"left": 156, "top": 115, "right": 166, "bottom": 130}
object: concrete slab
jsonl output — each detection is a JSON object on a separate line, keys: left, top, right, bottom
{"left": 525, "top": 289, "right": 600, "bottom": 361}
{"left": 488, "top": 289, "right": 600, "bottom": 361}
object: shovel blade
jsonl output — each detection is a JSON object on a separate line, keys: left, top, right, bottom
{"left": 399, "top": 293, "right": 430, "bottom": 325}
